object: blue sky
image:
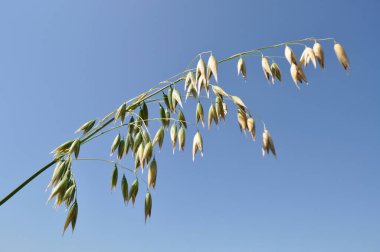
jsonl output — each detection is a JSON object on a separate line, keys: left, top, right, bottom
{"left": 0, "top": 0, "right": 379, "bottom": 251}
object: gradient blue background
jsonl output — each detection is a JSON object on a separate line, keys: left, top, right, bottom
{"left": 0, "top": 0, "right": 379, "bottom": 251}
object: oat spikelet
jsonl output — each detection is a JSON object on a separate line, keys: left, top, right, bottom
{"left": 129, "top": 179, "right": 139, "bottom": 205}
{"left": 261, "top": 56, "right": 273, "bottom": 82}
{"left": 237, "top": 57, "right": 247, "bottom": 79}
{"left": 237, "top": 109, "right": 247, "bottom": 132}
{"left": 63, "top": 201, "right": 78, "bottom": 235}
{"left": 207, "top": 54, "right": 218, "bottom": 83}
{"left": 270, "top": 62, "right": 282, "bottom": 83}
{"left": 145, "top": 192, "right": 152, "bottom": 222}
{"left": 208, "top": 103, "right": 218, "bottom": 129}
{"left": 211, "top": 85, "right": 229, "bottom": 97}
{"left": 117, "top": 138, "right": 125, "bottom": 160}
{"left": 313, "top": 41, "right": 325, "bottom": 69}
{"left": 196, "top": 57, "right": 207, "bottom": 86}
{"left": 170, "top": 123, "right": 178, "bottom": 153}
{"left": 69, "top": 138, "right": 80, "bottom": 159}
{"left": 300, "top": 46, "right": 317, "bottom": 68}
{"left": 215, "top": 96, "right": 225, "bottom": 121}
{"left": 152, "top": 127, "right": 165, "bottom": 150}
{"left": 285, "top": 45, "right": 297, "bottom": 65}
{"left": 334, "top": 41, "right": 350, "bottom": 71}
{"left": 185, "top": 71, "right": 196, "bottom": 91}
{"left": 222, "top": 102, "right": 228, "bottom": 116}
{"left": 75, "top": 119, "right": 96, "bottom": 134}
{"left": 247, "top": 117, "right": 256, "bottom": 141}
{"left": 231, "top": 95, "right": 247, "bottom": 109}
{"left": 178, "top": 126, "right": 186, "bottom": 151}
{"left": 148, "top": 158, "right": 157, "bottom": 189}
{"left": 121, "top": 175, "right": 129, "bottom": 204}
{"left": 171, "top": 89, "right": 183, "bottom": 109}
{"left": 196, "top": 102, "right": 205, "bottom": 127}
{"left": 111, "top": 164, "right": 118, "bottom": 191}
{"left": 290, "top": 63, "right": 308, "bottom": 88}
{"left": 262, "top": 127, "right": 276, "bottom": 157}
{"left": 110, "top": 134, "right": 121, "bottom": 155}
{"left": 186, "top": 83, "right": 198, "bottom": 100}
{"left": 192, "top": 131, "right": 203, "bottom": 161}
{"left": 143, "top": 142, "right": 153, "bottom": 165}
{"left": 115, "top": 103, "right": 127, "bottom": 123}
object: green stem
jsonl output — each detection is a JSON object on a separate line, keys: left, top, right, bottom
{"left": 0, "top": 160, "right": 57, "bottom": 206}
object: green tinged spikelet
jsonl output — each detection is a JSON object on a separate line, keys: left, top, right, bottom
{"left": 128, "top": 117, "right": 135, "bottom": 134}
{"left": 115, "top": 103, "right": 127, "bottom": 123}
{"left": 111, "top": 134, "right": 121, "bottom": 155}
{"left": 52, "top": 140, "right": 75, "bottom": 155}
{"left": 75, "top": 119, "right": 96, "bottom": 134}
{"left": 159, "top": 104, "right": 167, "bottom": 128}
{"left": 178, "top": 109, "right": 187, "bottom": 129}
{"left": 63, "top": 200, "right": 78, "bottom": 235}
{"left": 125, "top": 133, "right": 133, "bottom": 155}
{"left": 145, "top": 192, "right": 152, "bottom": 222}
{"left": 69, "top": 138, "right": 81, "bottom": 159}
{"left": 48, "top": 174, "right": 69, "bottom": 202}
{"left": 165, "top": 110, "right": 170, "bottom": 127}
{"left": 162, "top": 92, "right": 170, "bottom": 109}
{"left": 133, "top": 132, "right": 143, "bottom": 154}
{"left": 178, "top": 126, "right": 186, "bottom": 151}
{"left": 111, "top": 164, "right": 118, "bottom": 191}
{"left": 129, "top": 179, "right": 139, "bottom": 205}
{"left": 152, "top": 127, "right": 165, "bottom": 150}
{"left": 167, "top": 87, "right": 173, "bottom": 111}
{"left": 137, "top": 144, "right": 145, "bottom": 171}
{"left": 142, "top": 131, "right": 151, "bottom": 145}
{"left": 143, "top": 142, "right": 153, "bottom": 165}
{"left": 63, "top": 184, "right": 76, "bottom": 207}
{"left": 117, "top": 138, "right": 125, "bottom": 160}
{"left": 148, "top": 158, "right": 157, "bottom": 189}
{"left": 141, "top": 102, "right": 149, "bottom": 126}
{"left": 48, "top": 160, "right": 68, "bottom": 188}
{"left": 121, "top": 175, "right": 129, "bottom": 204}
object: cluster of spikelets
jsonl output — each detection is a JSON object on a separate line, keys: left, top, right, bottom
{"left": 47, "top": 38, "right": 349, "bottom": 234}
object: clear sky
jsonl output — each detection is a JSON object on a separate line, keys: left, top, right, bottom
{"left": 0, "top": 0, "right": 379, "bottom": 251}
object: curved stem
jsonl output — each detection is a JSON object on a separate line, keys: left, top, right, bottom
{"left": 0, "top": 160, "right": 57, "bottom": 206}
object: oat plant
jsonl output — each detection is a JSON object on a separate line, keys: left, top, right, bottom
{"left": 0, "top": 37, "right": 350, "bottom": 234}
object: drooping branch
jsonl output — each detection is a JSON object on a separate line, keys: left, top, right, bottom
{"left": 0, "top": 37, "right": 350, "bottom": 234}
